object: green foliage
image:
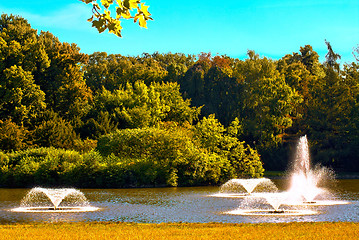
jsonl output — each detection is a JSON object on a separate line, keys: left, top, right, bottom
{"left": 276, "top": 44, "right": 359, "bottom": 171}
{"left": 2, "top": 12, "right": 359, "bottom": 182}
{"left": 32, "top": 111, "right": 81, "bottom": 150}
{"left": 0, "top": 14, "right": 48, "bottom": 126}
{"left": 84, "top": 52, "right": 167, "bottom": 92}
{"left": 0, "top": 118, "right": 264, "bottom": 187}
{"left": 194, "top": 115, "right": 264, "bottom": 178}
{"left": 0, "top": 14, "right": 50, "bottom": 73}
{"left": 151, "top": 52, "right": 196, "bottom": 82}
{"left": 37, "top": 31, "right": 92, "bottom": 121}
{"left": 234, "top": 51, "right": 302, "bottom": 150}
{"left": 81, "top": 111, "right": 118, "bottom": 139}
{"left": 0, "top": 119, "right": 28, "bottom": 151}
{"left": 89, "top": 81, "right": 200, "bottom": 130}
{"left": 0, "top": 124, "right": 261, "bottom": 188}
{"left": 0, "top": 65, "right": 46, "bottom": 125}
{"left": 0, "top": 148, "right": 83, "bottom": 187}
{"left": 97, "top": 126, "right": 235, "bottom": 186}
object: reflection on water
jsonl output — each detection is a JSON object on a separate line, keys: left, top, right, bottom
{"left": 0, "top": 179, "right": 358, "bottom": 224}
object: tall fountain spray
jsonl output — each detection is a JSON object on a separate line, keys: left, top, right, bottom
{"left": 288, "top": 135, "right": 330, "bottom": 203}
{"left": 294, "top": 135, "right": 310, "bottom": 175}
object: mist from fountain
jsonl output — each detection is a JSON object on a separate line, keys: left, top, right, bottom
{"left": 287, "top": 135, "right": 335, "bottom": 204}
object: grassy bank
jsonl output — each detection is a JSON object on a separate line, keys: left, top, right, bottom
{"left": 0, "top": 222, "right": 357, "bottom": 240}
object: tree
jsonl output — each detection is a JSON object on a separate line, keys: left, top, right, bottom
{"left": 32, "top": 111, "right": 81, "bottom": 150}
{"left": 353, "top": 45, "right": 359, "bottom": 62}
{"left": 0, "top": 66, "right": 46, "bottom": 126}
{"left": 306, "top": 43, "right": 356, "bottom": 169}
{"left": 0, "top": 14, "right": 48, "bottom": 126}
{"left": 0, "top": 119, "right": 28, "bottom": 151}
{"left": 84, "top": 52, "right": 167, "bottom": 93}
{"left": 97, "top": 126, "right": 230, "bottom": 186}
{"left": 234, "top": 51, "right": 302, "bottom": 150}
{"left": 325, "top": 40, "right": 341, "bottom": 71}
{"left": 281, "top": 45, "right": 324, "bottom": 78}
{"left": 86, "top": 80, "right": 200, "bottom": 134}
{"left": 194, "top": 115, "right": 264, "bottom": 178}
{"left": 151, "top": 52, "right": 196, "bottom": 82}
{"left": 81, "top": 0, "right": 152, "bottom": 37}
{"left": 0, "top": 14, "right": 50, "bottom": 73}
{"left": 278, "top": 45, "right": 328, "bottom": 138}
{"left": 340, "top": 61, "right": 359, "bottom": 170}
{"left": 37, "top": 31, "right": 93, "bottom": 121}
{"left": 178, "top": 53, "right": 239, "bottom": 125}
{"left": 84, "top": 52, "right": 119, "bottom": 92}
{"left": 278, "top": 58, "right": 313, "bottom": 137}
{"left": 201, "top": 65, "right": 240, "bottom": 126}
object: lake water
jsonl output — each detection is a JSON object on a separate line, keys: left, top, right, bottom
{"left": 0, "top": 179, "right": 358, "bottom": 223}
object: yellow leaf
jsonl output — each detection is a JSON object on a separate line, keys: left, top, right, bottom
{"left": 138, "top": 15, "right": 147, "bottom": 28}
{"left": 129, "top": 0, "right": 139, "bottom": 9}
{"left": 140, "top": 3, "right": 150, "bottom": 16}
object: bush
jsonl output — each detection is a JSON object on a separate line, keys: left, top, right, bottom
{"left": 0, "top": 120, "right": 264, "bottom": 187}
{"left": 0, "top": 148, "right": 84, "bottom": 187}
{"left": 97, "top": 127, "right": 231, "bottom": 186}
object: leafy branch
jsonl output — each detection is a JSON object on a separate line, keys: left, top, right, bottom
{"left": 81, "top": 0, "right": 152, "bottom": 37}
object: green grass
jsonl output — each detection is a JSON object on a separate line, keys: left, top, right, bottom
{"left": 0, "top": 222, "right": 357, "bottom": 240}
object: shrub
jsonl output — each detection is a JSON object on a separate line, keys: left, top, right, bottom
{"left": 97, "top": 127, "right": 230, "bottom": 186}
{"left": 1, "top": 148, "right": 84, "bottom": 187}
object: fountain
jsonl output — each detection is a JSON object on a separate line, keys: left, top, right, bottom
{"left": 262, "top": 192, "right": 288, "bottom": 213}
{"left": 224, "top": 191, "right": 317, "bottom": 216}
{"left": 223, "top": 135, "right": 343, "bottom": 216}
{"left": 210, "top": 178, "right": 278, "bottom": 198}
{"left": 287, "top": 135, "right": 324, "bottom": 203}
{"left": 286, "top": 135, "right": 350, "bottom": 206}
{"left": 11, "top": 187, "right": 99, "bottom": 212}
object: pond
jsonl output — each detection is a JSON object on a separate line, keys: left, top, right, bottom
{"left": 0, "top": 179, "right": 358, "bottom": 224}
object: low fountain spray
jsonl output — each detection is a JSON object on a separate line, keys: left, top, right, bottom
{"left": 12, "top": 187, "right": 99, "bottom": 212}
{"left": 217, "top": 178, "right": 278, "bottom": 197}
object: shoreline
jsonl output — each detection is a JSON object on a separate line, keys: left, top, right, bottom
{"left": 264, "top": 171, "right": 359, "bottom": 180}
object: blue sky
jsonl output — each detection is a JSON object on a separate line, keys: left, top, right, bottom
{"left": 1, "top": 0, "right": 358, "bottom": 63}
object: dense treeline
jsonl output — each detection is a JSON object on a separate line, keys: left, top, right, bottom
{"left": 0, "top": 14, "right": 358, "bottom": 187}
{"left": 0, "top": 14, "right": 263, "bottom": 187}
